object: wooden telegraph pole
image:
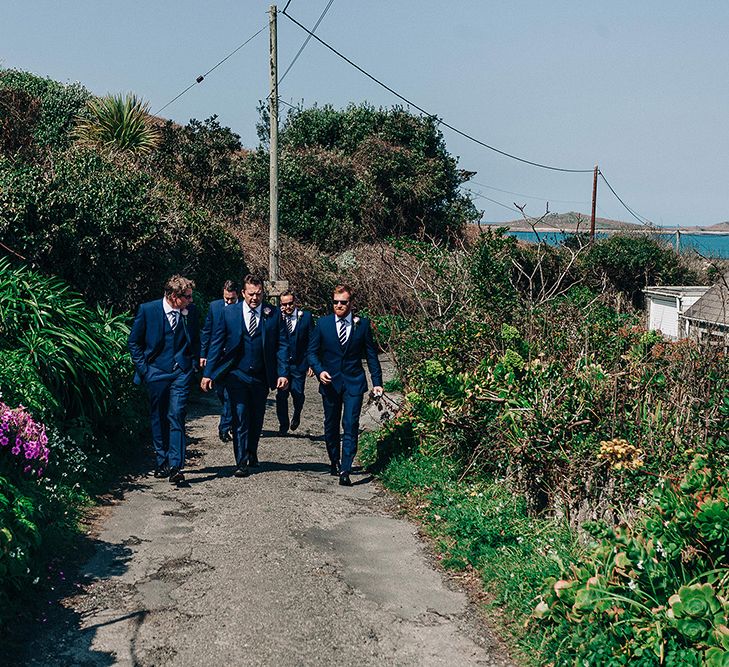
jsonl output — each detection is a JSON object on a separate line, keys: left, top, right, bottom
{"left": 590, "top": 165, "right": 598, "bottom": 243}
{"left": 267, "top": 4, "right": 287, "bottom": 299}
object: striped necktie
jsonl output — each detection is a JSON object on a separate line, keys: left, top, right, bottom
{"left": 170, "top": 310, "right": 179, "bottom": 330}
{"left": 338, "top": 318, "right": 347, "bottom": 346}
{"left": 286, "top": 316, "right": 294, "bottom": 334}
{"left": 248, "top": 309, "right": 258, "bottom": 337}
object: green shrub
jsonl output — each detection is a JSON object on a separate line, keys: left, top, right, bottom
{"left": 0, "top": 148, "right": 245, "bottom": 310}
{"left": 0, "top": 69, "right": 90, "bottom": 150}
{"left": 536, "top": 456, "right": 729, "bottom": 666}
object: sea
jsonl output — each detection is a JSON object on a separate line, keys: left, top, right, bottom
{"left": 502, "top": 230, "right": 729, "bottom": 259}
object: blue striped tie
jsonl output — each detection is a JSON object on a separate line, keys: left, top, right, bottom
{"left": 338, "top": 319, "right": 347, "bottom": 346}
{"left": 248, "top": 309, "right": 257, "bottom": 337}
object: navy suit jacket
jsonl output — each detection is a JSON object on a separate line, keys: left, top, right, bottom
{"left": 128, "top": 299, "right": 200, "bottom": 385}
{"left": 200, "top": 298, "right": 236, "bottom": 359}
{"left": 203, "top": 302, "right": 289, "bottom": 390}
{"left": 285, "top": 310, "right": 313, "bottom": 376}
{"left": 308, "top": 314, "right": 382, "bottom": 396}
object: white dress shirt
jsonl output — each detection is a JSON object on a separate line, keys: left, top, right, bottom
{"left": 162, "top": 297, "right": 180, "bottom": 329}
{"left": 243, "top": 303, "right": 262, "bottom": 332}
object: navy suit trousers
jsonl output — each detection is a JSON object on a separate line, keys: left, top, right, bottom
{"left": 215, "top": 384, "right": 233, "bottom": 435}
{"left": 275, "top": 371, "right": 306, "bottom": 428}
{"left": 321, "top": 385, "right": 364, "bottom": 474}
{"left": 145, "top": 367, "right": 193, "bottom": 469}
{"left": 225, "top": 376, "right": 268, "bottom": 467}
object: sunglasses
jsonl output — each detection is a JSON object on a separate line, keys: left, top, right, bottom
{"left": 178, "top": 293, "right": 193, "bottom": 300}
{"left": 333, "top": 299, "right": 350, "bottom": 305}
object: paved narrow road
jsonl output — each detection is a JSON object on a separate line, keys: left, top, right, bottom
{"left": 18, "top": 363, "right": 513, "bottom": 666}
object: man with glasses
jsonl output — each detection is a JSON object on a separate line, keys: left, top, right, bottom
{"left": 201, "top": 275, "right": 289, "bottom": 477}
{"left": 308, "top": 284, "right": 383, "bottom": 487}
{"left": 128, "top": 275, "right": 200, "bottom": 485}
{"left": 276, "top": 290, "right": 314, "bottom": 435}
{"left": 200, "top": 280, "right": 240, "bottom": 443}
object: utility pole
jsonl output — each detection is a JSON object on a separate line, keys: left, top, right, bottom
{"left": 590, "top": 165, "right": 598, "bottom": 243}
{"left": 268, "top": 4, "right": 286, "bottom": 298}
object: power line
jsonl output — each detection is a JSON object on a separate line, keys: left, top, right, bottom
{"left": 279, "top": 0, "right": 336, "bottom": 85}
{"left": 469, "top": 179, "right": 590, "bottom": 206}
{"left": 598, "top": 171, "right": 653, "bottom": 226}
{"left": 281, "top": 8, "right": 594, "bottom": 174}
{"left": 462, "top": 188, "right": 522, "bottom": 215}
{"left": 155, "top": 25, "right": 267, "bottom": 115}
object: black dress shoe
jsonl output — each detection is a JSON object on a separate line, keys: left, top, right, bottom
{"left": 248, "top": 454, "right": 259, "bottom": 467}
{"left": 218, "top": 430, "right": 232, "bottom": 443}
{"left": 278, "top": 425, "right": 289, "bottom": 436}
{"left": 339, "top": 473, "right": 352, "bottom": 487}
{"left": 329, "top": 463, "right": 340, "bottom": 476}
{"left": 290, "top": 414, "right": 301, "bottom": 431}
{"left": 153, "top": 464, "right": 169, "bottom": 478}
{"left": 169, "top": 467, "right": 185, "bottom": 483}
{"left": 234, "top": 465, "right": 250, "bottom": 478}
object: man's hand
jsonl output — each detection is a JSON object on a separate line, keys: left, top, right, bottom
{"left": 319, "top": 371, "right": 332, "bottom": 385}
{"left": 372, "top": 386, "right": 384, "bottom": 397}
{"left": 200, "top": 377, "right": 213, "bottom": 392}
{"left": 199, "top": 357, "right": 207, "bottom": 368}
{"left": 307, "top": 367, "right": 315, "bottom": 378}
{"left": 276, "top": 376, "right": 289, "bottom": 390}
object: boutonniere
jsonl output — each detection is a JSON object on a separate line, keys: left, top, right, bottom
{"left": 263, "top": 306, "right": 273, "bottom": 318}
{"left": 353, "top": 315, "right": 361, "bottom": 327}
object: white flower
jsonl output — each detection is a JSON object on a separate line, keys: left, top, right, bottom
{"left": 181, "top": 308, "right": 189, "bottom": 317}
{"left": 353, "top": 315, "right": 361, "bottom": 326}
{"left": 263, "top": 306, "right": 273, "bottom": 317}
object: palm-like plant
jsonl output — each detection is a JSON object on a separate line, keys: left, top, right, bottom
{"left": 74, "top": 93, "right": 161, "bottom": 154}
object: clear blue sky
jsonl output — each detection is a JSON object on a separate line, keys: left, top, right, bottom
{"left": 2, "top": 1, "right": 728, "bottom": 227}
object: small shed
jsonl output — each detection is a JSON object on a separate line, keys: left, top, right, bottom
{"left": 680, "top": 277, "right": 729, "bottom": 344}
{"left": 644, "top": 286, "right": 710, "bottom": 340}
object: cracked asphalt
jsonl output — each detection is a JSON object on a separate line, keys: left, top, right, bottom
{"left": 15, "top": 360, "right": 514, "bottom": 666}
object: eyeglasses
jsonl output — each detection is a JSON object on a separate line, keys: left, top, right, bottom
{"left": 333, "top": 299, "right": 349, "bottom": 305}
{"left": 178, "top": 293, "right": 193, "bottom": 300}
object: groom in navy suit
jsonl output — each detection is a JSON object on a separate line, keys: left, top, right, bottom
{"left": 200, "top": 279, "right": 240, "bottom": 443}
{"left": 308, "top": 284, "right": 382, "bottom": 486}
{"left": 128, "top": 275, "right": 200, "bottom": 484}
{"left": 201, "top": 275, "right": 289, "bottom": 477}
{"left": 276, "top": 290, "right": 313, "bottom": 435}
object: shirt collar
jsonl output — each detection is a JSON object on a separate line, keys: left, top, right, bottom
{"left": 337, "top": 313, "right": 353, "bottom": 325}
{"left": 163, "top": 297, "right": 178, "bottom": 315}
{"left": 245, "top": 302, "right": 261, "bottom": 316}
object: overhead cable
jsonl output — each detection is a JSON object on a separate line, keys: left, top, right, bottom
{"left": 470, "top": 180, "right": 590, "bottom": 206}
{"left": 281, "top": 9, "right": 594, "bottom": 174}
{"left": 279, "top": 0, "right": 336, "bottom": 85}
{"left": 598, "top": 171, "right": 653, "bottom": 226}
{"left": 156, "top": 25, "right": 267, "bottom": 115}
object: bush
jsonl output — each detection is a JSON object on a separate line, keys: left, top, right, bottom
{"left": 536, "top": 456, "right": 729, "bottom": 666}
{"left": 0, "top": 69, "right": 90, "bottom": 150}
{"left": 0, "top": 148, "right": 246, "bottom": 310}
{"left": 245, "top": 103, "right": 479, "bottom": 249}
{"left": 580, "top": 234, "right": 700, "bottom": 309}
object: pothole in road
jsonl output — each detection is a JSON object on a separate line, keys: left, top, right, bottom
{"left": 153, "top": 557, "right": 215, "bottom": 582}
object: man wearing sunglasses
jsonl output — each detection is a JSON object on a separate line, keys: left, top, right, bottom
{"left": 200, "top": 280, "right": 240, "bottom": 443}
{"left": 128, "top": 275, "right": 200, "bottom": 485}
{"left": 308, "top": 284, "right": 383, "bottom": 486}
{"left": 276, "top": 290, "right": 314, "bottom": 435}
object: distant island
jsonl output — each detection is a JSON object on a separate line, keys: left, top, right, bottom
{"left": 475, "top": 212, "right": 729, "bottom": 234}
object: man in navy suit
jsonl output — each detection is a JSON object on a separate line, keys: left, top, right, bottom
{"left": 128, "top": 275, "right": 200, "bottom": 484}
{"left": 276, "top": 290, "right": 314, "bottom": 435}
{"left": 201, "top": 275, "right": 289, "bottom": 477}
{"left": 200, "top": 280, "right": 240, "bottom": 443}
{"left": 308, "top": 284, "right": 383, "bottom": 487}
